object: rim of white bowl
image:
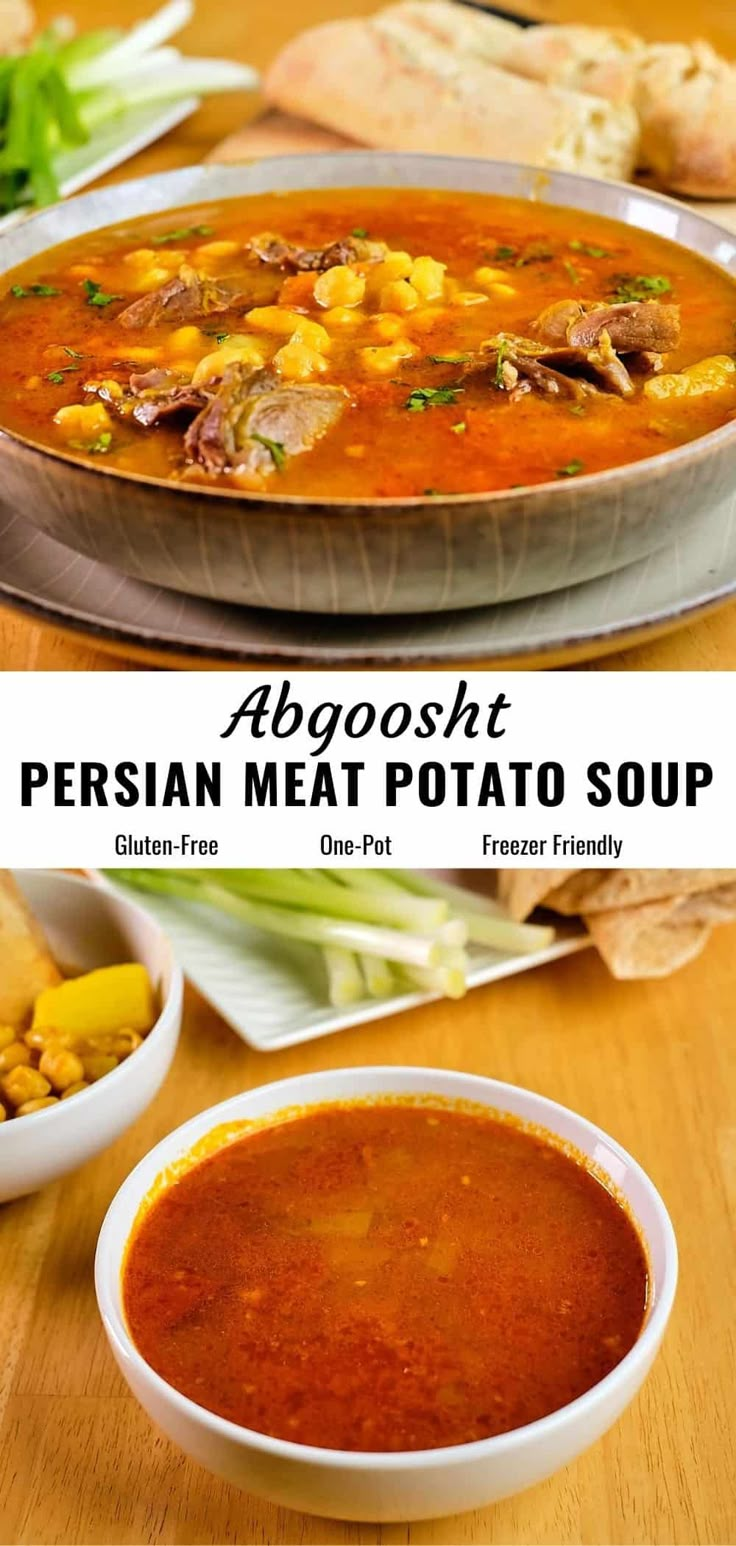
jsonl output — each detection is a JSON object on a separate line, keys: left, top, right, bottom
{"left": 0, "top": 870, "right": 183, "bottom": 1139}
{"left": 95, "top": 1065, "right": 678, "bottom": 1471}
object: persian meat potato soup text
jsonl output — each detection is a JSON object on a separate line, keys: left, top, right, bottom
{"left": 1, "top": 188, "right": 735, "bottom": 497}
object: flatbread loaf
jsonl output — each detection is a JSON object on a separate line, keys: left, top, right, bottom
{"left": 264, "top": 14, "right": 639, "bottom": 182}
{"left": 502, "top": 24, "right": 644, "bottom": 107}
{"left": 0, "top": 871, "right": 62, "bottom": 1029}
{"left": 635, "top": 41, "right": 736, "bottom": 198}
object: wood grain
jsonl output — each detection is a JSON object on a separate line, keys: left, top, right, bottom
{"left": 1, "top": 925, "right": 735, "bottom": 1545}
{"left": 1, "top": 0, "right": 736, "bottom": 671}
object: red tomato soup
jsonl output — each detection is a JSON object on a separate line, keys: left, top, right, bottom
{"left": 122, "top": 1101, "right": 649, "bottom": 1453}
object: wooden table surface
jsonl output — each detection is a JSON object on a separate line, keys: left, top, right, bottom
{"left": 2, "top": 921, "right": 735, "bottom": 1544}
{"left": 2, "top": 0, "right": 736, "bottom": 670}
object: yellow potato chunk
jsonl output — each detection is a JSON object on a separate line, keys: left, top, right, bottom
{"left": 168, "top": 326, "right": 204, "bottom": 358}
{"left": 322, "top": 306, "right": 365, "bottom": 328}
{"left": 410, "top": 256, "right": 446, "bottom": 301}
{"left": 32, "top": 963, "right": 156, "bottom": 1039}
{"left": 474, "top": 266, "right": 509, "bottom": 286}
{"left": 1, "top": 1064, "right": 51, "bottom": 1107}
{"left": 379, "top": 280, "right": 419, "bottom": 314}
{"left": 371, "top": 313, "right": 404, "bottom": 341}
{"left": 273, "top": 342, "right": 329, "bottom": 380}
{"left": 192, "top": 337, "right": 268, "bottom": 387}
{"left": 450, "top": 291, "right": 489, "bottom": 307}
{"left": 360, "top": 341, "right": 417, "bottom": 375}
{"left": 245, "top": 307, "right": 330, "bottom": 351}
{"left": 313, "top": 265, "right": 366, "bottom": 309}
{"left": 53, "top": 402, "right": 112, "bottom": 442}
{"left": 195, "top": 239, "right": 240, "bottom": 259}
{"left": 644, "top": 355, "right": 736, "bottom": 400}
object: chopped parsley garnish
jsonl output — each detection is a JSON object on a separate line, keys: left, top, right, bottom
{"left": 515, "top": 243, "right": 552, "bottom": 268}
{"left": 557, "top": 458, "right": 585, "bottom": 478}
{"left": 492, "top": 244, "right": 516, "bottom": 261}
{"left": 450, "top": 420, "right": 466, "bottom": 434}
{"left": 215, "top": 332, "right": 230, "bottom": 344}
{"left": 610, "top": 274, "right": 671, "bottom": 304}
{"left": 569, "top": 240, "right": 608, "bottom": 258}
{"left": 72, "top": 431, "right": 112, "bottom": 454}
{"left": 428, "top": 352, "right": 471, "bottom": 364}
{"left": 563, "top": 259, "right": 580, "bottom": 285}
{"left": 47, "top": 365, "right": 79, "bottom": 384}
{"left": 152, "top": 224, "right": 214, "bottom": 244}
{"left": 10, "top": 283, "right": 59, "bottom": 298}
{"left": 83, "top": 278, "right": 122, "bottom": 308}
{"left": 404, "top": 384, "right": 462, "bottom": 412}
{"left": 351, "top": 226, "right": 369, "bottom": 239}
{"left": 252, "top": 433, "right": 286, "bottom": 471}
{"left": 63, "top": 345, "right": 84, "bottom": 359}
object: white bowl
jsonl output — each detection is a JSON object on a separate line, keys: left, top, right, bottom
{"left": 95, "top": 1066, "right": 677, "bottom": 1522}
{"left": 0, "top": 870, "right": 183, "bottom": 1203}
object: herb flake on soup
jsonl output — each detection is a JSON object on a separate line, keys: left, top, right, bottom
{"left": 123, "top": 1101, "right": 649, "bottom": 1453}
{"left": 2, "top": 188, "right": 735, "bottom": 497}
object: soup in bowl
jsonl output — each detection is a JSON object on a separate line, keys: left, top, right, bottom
{"left": 1, "top": 156, "right": 736, "bottom": 613}
{"left": 95, "top": 1066, "right": 677, "bottom": 1521}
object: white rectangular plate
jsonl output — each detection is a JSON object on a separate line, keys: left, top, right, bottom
{"left": 93, "top": 872, "right": 590, "bottom": 1052}
{"left": 0, "top": 99, "right": 199, "bottom": 236}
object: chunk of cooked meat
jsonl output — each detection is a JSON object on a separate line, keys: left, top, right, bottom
{"left": 184, "top": 362, "right": 348, "bottom": 477}
{"left": 533, "top": 298, "right": 681, "bottom": 354}
{"left": 126, "top": 368, "right": 211, "bottom": 427}
{"left": 249, "top": 231, "right": 387, "bottom": 272}
{"left": 470, "top": 344, "right": 595, "bottom": 403}
{"left": 119, "top": 264, "right": 246, "bottom": 329}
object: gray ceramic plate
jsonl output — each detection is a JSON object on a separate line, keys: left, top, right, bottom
{"left": 2, "top": 491, "right": 735, "bottom": 666}
{"left": 1, "top": 154, "right": 736, "bottom": 617}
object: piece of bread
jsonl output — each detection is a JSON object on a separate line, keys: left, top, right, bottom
{"left": 0, "top": 0, "right": 33, "bottom": 53}
{"left": 634, "top": 40, "right": 736, "bottom": 198}
{"left": 502, "top": 24, "right": 645, "bottom": 107}
{"left": 0, "top": 871, "right": 62, "bottom": 1030}
{"left": 265, "top": 14, "right": 639, "bottom": 182}
{"left": 376, "top": 0, "right": 521, "bottom": 65}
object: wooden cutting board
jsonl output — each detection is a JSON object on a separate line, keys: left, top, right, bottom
{"left": 208, "top": 110, "right": 736, "bottom": 234}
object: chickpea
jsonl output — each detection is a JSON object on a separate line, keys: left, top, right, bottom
{"left": 371, "top": 314, "right": 404, "bottom": 341}
{"left": 474, "top": 265, "right": 509, "bottom": 286}
{"left": 0, "top": 1025, "right": 16, "bottom": 1052}
{"left": 1, "top": 1064, "right": 51, "bottom": 1108}
{"left": 360, "top": 341, "right": 417, "bottom": 376}
{"left": 81, "top": 1054, "right": 118, "bottom": 1083}
{"left": 195, "top": 239, "right": 240, "bottom": 260}
{"left": 110, "top": 1030, "right": 143, "bottom": 1060}
{"left": 410, "top": 256, "right": 446, "bottom": 301}
{"left": 379, "top": 280, "right": 419, "bottom": 314}
{"left": 39, "top": 1045, "right": 86, "bottom": 1093}
{"left": 53, "top": 402, "right": 112, "bottom": 444}
{"left": 0, "top": 1104, "right": 5, "bottom": 1122}
{"left": 16, "top": 1098, "right": 59, "bottom": 1117}
{"left": 123, "top": 248, "right": 157, "bottom": 268}
{"left": 486, "top": 282, "right": 516, "bottom": 298}
{"left": 313, "top": 265, "right": 365, "bottom": 310}
{"left": 322, "top": 306, "right": 365, "bottom": 328}
{"left": 0, "top": 1041, "right": 31, "bottom": 1075}
{"left": 61, "top": 1081, "right": 90, "bottom": 1100}
{"left": 368, "top": 252, "right": 413, "bottom": 290}
{"left": 273, "top": 342, "right": 329, "bottom": 381}
{"left": 24, "top": 1025, "right": 75, "bottom": 1051}
{"left": 168, "top": 326, "right": 204, "bottom": 358}
{"left": 132, "top": 265, "right": 173, "bottom": 293}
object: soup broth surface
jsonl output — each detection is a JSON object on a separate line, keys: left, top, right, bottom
{"left": 1, "top": 189, "right": 735, "bottom": 497}
{"left": 123, "top": 1101, "right": 649, "bottom": 1452}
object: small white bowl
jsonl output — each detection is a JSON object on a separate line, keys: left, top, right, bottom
{"left": 95, "top": 1066, "right": 677, "bottom": 1522}
{"left": 0, "top": 870, "right": 183, "bottom": 1203}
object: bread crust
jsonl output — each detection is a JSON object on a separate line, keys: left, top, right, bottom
{"left": 635, "top": 41, "right": 736, "bottom": 198}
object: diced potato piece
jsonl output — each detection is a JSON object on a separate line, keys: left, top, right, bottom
{"left": 360, "top": 340, "right": 417, "bottom": 375}
{"left": 0, "top": 1041, "right": 31, "bottom": 1075}
{"left": 450, "top": 291, "right": 489, "bottom": 306}
{"left": 132, "top": 266, "right": 173, "bottom": 293}
{"left": 191, "top": 337, "right": 268, "bottom": 387}
{"left": 474, "top": 266, "right": 509, "bottom": 286}
{"left": 168, "top": 326, "right": 204, "bottom": 358}
{"left": 371, "top": 313, "right": 404, "bottom": 341}
{"left": 369, "top": 252, "right": 413, "bottom": 290}
{"left": 313, "top": 265, "right": 365, "bottom": 309}
{"left": 53, "top": 402, "right": 112, "bottom": 443}
{"left": 32, "top": 963, "right": 156, "bottom": 1039}
{"left": 1, "top": 1064, "right": 51, "bottom": 1107}
{"left": 123, "top": 248, "right": 157, "bottom": 268}
{"left": 644, "top": 355, "right": 736, "bottom": 400}
{"left": 487, "top": 281, "right": 516, "bottom": 298}
{"left": 273, "top": 342, "right": 329, "bottom": 380}
{"left": 39, "top": 1045, "right": 85, "bottom": 1093}
{"left": 322, "top": 306, "right": 365, "bottom": 328}
{"left": 195, "top": 240, "right": 240, "bottom": 259}
{"left": 410, "top": 256, "right": 446, "bottom": 301}
{"left": 16, "top": 1098, "right": 59, "bottom": 1116}
{"left": 379, "top": 280, "right": 419, "bottom": 313}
